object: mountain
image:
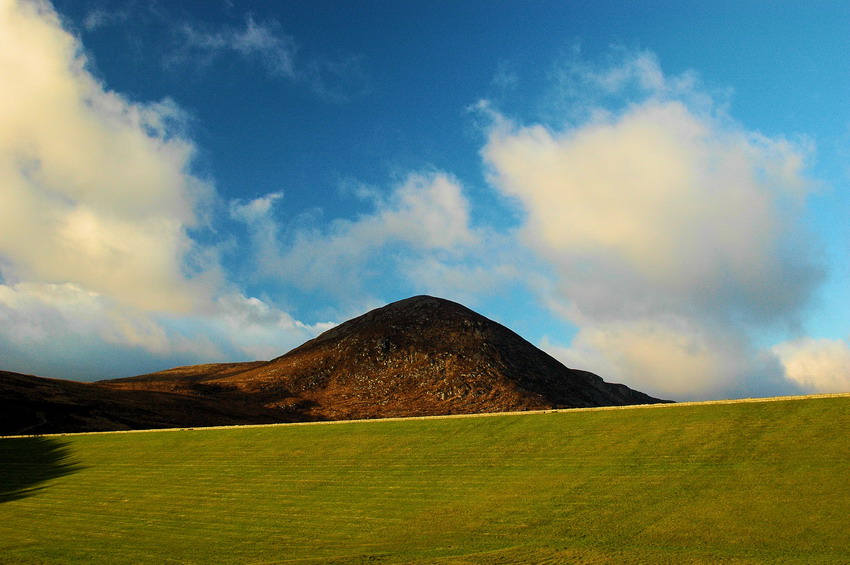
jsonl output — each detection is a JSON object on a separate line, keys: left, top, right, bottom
{"left": 1, "top": 295, "right": 668, "bottom": 435}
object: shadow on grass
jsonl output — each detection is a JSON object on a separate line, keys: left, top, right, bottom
{"left": 0, "top": 436, "right": 84, "bottom": 503}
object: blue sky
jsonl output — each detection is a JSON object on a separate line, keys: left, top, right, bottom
{"left": 1, "top": 0, "right": 849, "bottom": 400}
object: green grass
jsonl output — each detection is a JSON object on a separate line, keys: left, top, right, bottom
{"left": 1, "top": 397, "right": 849, "bottom": 564}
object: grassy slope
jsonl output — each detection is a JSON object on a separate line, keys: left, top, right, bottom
{"left": 1, "top": 397, "right": 848, "bottom": 564}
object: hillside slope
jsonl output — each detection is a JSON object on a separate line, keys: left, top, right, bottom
{"left": 1, "top": 396, "right": 848, "bottom": 563}
{"left": 103, "top": 295, "right": 667, "bottom": 421}
{"left": 2, "top": 295, "right": 666, "bottom": 434}
{"left": 0, "top": 370, "right": 283, "bottom": 435}
{"left": 217, "top": 295, "right": 664, "bottom": 417}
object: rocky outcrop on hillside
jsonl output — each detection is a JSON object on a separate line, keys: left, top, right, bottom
{"left": 202, "top": 295, "right": 667, "bottom": 420}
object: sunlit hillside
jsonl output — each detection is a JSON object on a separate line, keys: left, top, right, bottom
{"left": 2, "top": 395, "right": 848, "bottom": 564}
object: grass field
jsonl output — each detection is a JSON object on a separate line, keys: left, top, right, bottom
{"left": 1, "top": 396, "right": 849, "bottom": 564}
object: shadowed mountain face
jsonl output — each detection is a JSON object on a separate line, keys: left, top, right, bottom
{"left": 0, "top": 369, "right": 289, "bottom": 435}
{"left": 2, "top": 296, "right": 668, "bottom": 434}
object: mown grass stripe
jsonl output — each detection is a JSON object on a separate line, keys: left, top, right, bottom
{"left": 1, "top": 395, "right": 848, "bottom": 564}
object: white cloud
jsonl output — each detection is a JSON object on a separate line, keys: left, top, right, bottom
{"left": 0, "top": 1, "right": 331, "bottom": 379}
{"left": 175, "top": 14, "right": 367, "bottom": 102}
{"left": 541, "top": 323, "right": 738, "bottom": 400}
{"left": 226, "top": 172, "right": 529, "bottom": 313}
{"left": 483, "top": 100, "right": 818, "bottom": 327}
{"left": 0, "top": 281, "right": 332, "bottom": 379}
{"left": 179, "top": 15, "right": 297, "bottom": 78}
{"left": 261, "top": 172, "right": 480, "bottom": 297}
{"left": 224, "top": 171, "right": 535, "bottom": 318}
{"left": 0, "top": 281, "right": 176, "bottom": 354}
{"left": 204, "top": 293, "right": 334, "bottom": 361}
{"left": 0, "top": 0, "right": 214, "bottom": 313}
{"left": 482, "top": 53, "right": 822, "bottom": 399}
{"left": 399, "top": 256, "right": 520, "bottom": 303}
{"left": 541, "top": 321, "right": 801, "bottom": 400}
{"left": 0, "top": 281, "right": 207, "bottom": 380}
{"left": 228, "top": 191, "right": 285, "bottom": 276}
{"left": 544, "top": 48, "right": 721, "bottom": 126}
{"left": 773, "top": 338, "right": 850, "bottom": 393}
{"left": 230, "top": 191, "right": 284, "bottom": 223}
{"left": 372, "top": 173, "right": 478, "bottom": 249}
{"left": 82, "top": 7, "right": 130, "bottom": 32}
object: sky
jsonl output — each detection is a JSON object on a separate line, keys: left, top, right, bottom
{"left": 1, "top": 0, "right": 849, "bottom": 401}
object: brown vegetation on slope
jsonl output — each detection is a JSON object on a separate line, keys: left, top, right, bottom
{"left": 0, "top": 370, "right": 283, "bottom": 435}
{"left": 194, "top": 295, "right": 666, "bottom": 420}
{"left": 2, "top": 295, "right": 668, "bottom": 435}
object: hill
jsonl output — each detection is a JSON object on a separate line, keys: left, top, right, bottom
{"left": 0, "top": 369, "right": 283, "bottom": 435}
{"left": 2, "top": 295, "right": 666, "bottom": 434}
{"left": 2, "top": 396, "right": 848, "bottom": 563}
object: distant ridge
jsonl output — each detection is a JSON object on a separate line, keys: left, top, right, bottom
{"left": 1, "top": 295, "right": 668, "bottom": 434}
{"left": 0, "top": 369, "right": 276, "bottom": 435}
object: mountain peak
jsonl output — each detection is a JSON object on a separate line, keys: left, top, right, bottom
{"left": 223, "top": 295, "right": 667, "bottom": 420}
{"left": 3, "top": 295, "right": 668, "bottom": 434}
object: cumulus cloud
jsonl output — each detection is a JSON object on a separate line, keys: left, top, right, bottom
{"left": 0, "top": 0, "right": 214, "bottom": 313}
{"left": 0, "top": 1, "right": 331, "bottom": 379}
{"left": 485, "top": 100, "right": 817, "bottom": 327}
{"left": 225, "top": 171, "right": 532, "bottom": 315}
{"left": 774, "top": 338, "right": 850, "bottom": 393}
{"left": 246, "top": 172, "right": 481, "bottom": 298}
{"left": 0, "top": 282, "right": 168, "bottom": 352}
{"left": 482, "top": 52, "right": 823, "bottom": 399}
{"left": 230, "top": 191, "right": 284, "bottom": 223}
{"left": 542, "top": 322, "right": 802, "bottom": 401}
{"left": 203, "top": 293, "right": 334, "bottom": 361}
{"left": 0, "top": 281, "right": 205, "bottom": 379}
{"left": 543, "top": 49, "right": 721, "bottom": 126}
{"left": 0, "top": 281, "right": 331, "bottom": 379}
{"left": 228, "top": 191, "right": 285, "bottom": 275}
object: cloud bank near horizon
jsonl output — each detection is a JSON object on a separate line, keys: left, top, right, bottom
{"left": 481, "top": 52, "right": 826, "bottom": 399}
